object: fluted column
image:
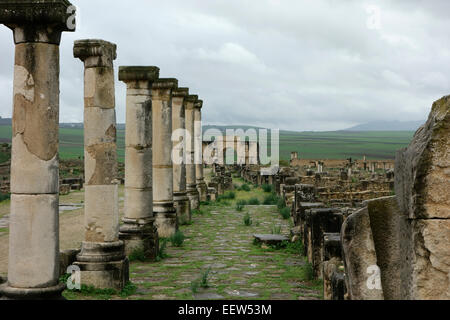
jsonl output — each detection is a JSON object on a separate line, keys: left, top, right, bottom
{"left": 185, "top": 95, "right": 200, "bottom": 210}
{"left": 118, "top": 66, "right": 160, "bottom": 260}
{"left": 0, "top": 0, "right": 75, "bottom": 300}
{"left": 194, "top": 100, "right": 208, "bottom": 202}
{"left": 152, "top": 78, "right": 178, "bottom": 237}
{"left": 172, "top": 88, "right": 191, "bottom": 225}
{"left": 73, "top": 39, "right": 128, "bottom": 290}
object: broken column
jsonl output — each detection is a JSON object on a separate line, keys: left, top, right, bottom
{"left": 152, "top": 78, "right": 179, "bottom": 238}
{"left": 73, "top": 39, "right": 128, "bottom": 290}
{"left": 0, "top": 0, "right": 75, "bottom": 300}
{"left": 185, "top": 95, "right": 200, "bottom": 210}
{"left": 118, "top": 66, "right": 160, "bottom": 260}
{"left": 341, "top": 207, "right": 384, "bottom": 300}
{"left": 194, "top": 100, "right": 208, "bottom": 202}
{"left": 172, "top": 88, "right": 191, "bottom": 225}
{"left": 394, "top": 95, "right": 450, "bottom": 300}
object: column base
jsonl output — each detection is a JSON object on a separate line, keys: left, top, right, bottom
{"left": 187, "top": 185, "right": 200, "bottom": 210}
{"left": 74, "top": 241, "right": 129, "bottom": 291}
{"left": 173, "top": 192, "right": 191, "bottom": 225}
{"left": 196, "top": 181, "right": 208, "bottom": 202}
{"left": 0, "top": 282, "right": 66, "bottom": 300}
{"left": 119, "top": 217, "right": 159, "bottom": 261}
{"left": 154, "top": 202, "right": 178, "bottom": 238}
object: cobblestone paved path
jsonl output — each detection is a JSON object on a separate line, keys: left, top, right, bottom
{"left": 118, "top": 202, "right": 323, "bottom": 300}
{"left": 0, "top": 178, "right": 323, "bottom": 300}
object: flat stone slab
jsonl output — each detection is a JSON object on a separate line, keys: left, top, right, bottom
{"left": 253, "top": 234, "right": 289, "bottom": 245}
{"left": 193, "top": 292, "right": 225, "bottom": 300}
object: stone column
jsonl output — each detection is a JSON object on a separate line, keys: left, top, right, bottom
{"left": 172, "top": 88, "right": 191, "bottom": 225}
{"left": 185, "top": 95, "right": 200, "bottom": 210}
{"left": 194, "top": 100, "right": 208, "bottom": 202}
{"left": 152, "top": 78, "right": 179, "bottom": 238}
{"left": 118, "top": 66, "right": 160, "bottom": 260}
{"left": 73, "top": 39, "right": 128, "bottom": 290}
{"left": 0, "top": 0, "right": 75, "bottom": 300}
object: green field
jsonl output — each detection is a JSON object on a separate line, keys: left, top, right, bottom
{"left": 0, "top": 125, "right": 414, "bottom": 161}
{"left": 279, "top": 130, "right": 414, "bottom": 160}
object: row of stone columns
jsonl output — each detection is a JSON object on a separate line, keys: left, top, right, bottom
{"left": 0, "top": 1, "right": 207, "bottom": 298}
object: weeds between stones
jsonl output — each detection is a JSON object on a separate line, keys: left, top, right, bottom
{"left": 243, "top": 213, "right": 253, "bottom": 226}
{"left": 263, "top": 193, "right": 278, "bottom": 205}
{"left": 61, "top": 279, "right": 137, "bottom": 300}
{"left": 169, "top": 230, "right": 185, "bottom": 247}
{"left": 156, "top": 239, "right": 169, "bottom": 261}
{"left": 271, "top": 225, "right": 282, "bottom": 235}
{"left": 190, "top": 268, "right": 212, "bottom": 293}
{"left": 280, "top": 207, "right": 291, "bottom": 220}
{"left": 128, "top": 248, "right": 148, "bottom": 262}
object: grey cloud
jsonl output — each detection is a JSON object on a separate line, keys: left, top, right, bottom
{"left": 0, "top": 0, "right": 449, "bottom": 131}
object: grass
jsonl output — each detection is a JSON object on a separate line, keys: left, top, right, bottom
{"left": 237, "top": 184, "right": 251, "bottom": 192}
{"left": 243, "top": 213, "right": 253, "bottom": 226}
{"left": 169, "top": 230, "right": 185, "bottom": 247}
{"left": 156, "top": 239, "right": 169, "bottom": 261}
{"left": 128, "top": 248, "right": 148, "bottom": 263}
{"left": 190, "top": 268, "right": 212, "bottom": 294}
{"left": 263, "top": 193, "right": 278, "bottom": 205}
{"left": 0, "top": 192, "right": 10, "bottom": 203}
{"left": 248, "top": 197, "right": 261, "bottom": 205}
{"left": 262, "top": 184, "right": 273, "bottom": 193}
{"left": 280, "top": 207, "right": 291, "bottom": 220}
{"left": 235, "top": 201, "right": 245, "bottom": 212}
{"left": 271, "top": 225, "right": 282, "bottom": 235}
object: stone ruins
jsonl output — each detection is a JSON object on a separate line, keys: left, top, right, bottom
{"left": 0, "top": 0, "right": 448, "bottom": 301}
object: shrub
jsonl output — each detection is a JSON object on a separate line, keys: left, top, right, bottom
{"left": 236, "top": 203, "right": 245, "bottom": 212}
{"left": 263, "top": 193, "right": 278, "bottom": 205}
{"left": 277, "top": 198, "right": 286, "bottom": 210}
{"left": 243, "top": 213, "right": 253, "bottom": 226}
{"left": 223, "top": 191, "right": 236, "bottom": 200}
{"left": 128, "top": 248, "right": 147, "bottom": 262}
{"left": 239, "top": 184, "right": 251, "bottom": 192}
{"left": 262, "top": 184, "right": 273, "bottom": 193}
{"left": 169, "top": 230, "right": 185, "bottom": 247}
{"left": 0, "top": 192, "right": 10, "bottom": 203}
{"left": 280, "top": 207, "right": 291, "bottom": 220}
{"left": 248, "top": 197, "right": 260, "bottom": 205}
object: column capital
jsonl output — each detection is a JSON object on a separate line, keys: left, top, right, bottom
{"left": 173, "top": 87, "right": 189, "bottom": 98}
{"left": 0, "top": 0, "right": 76, "bottom": 44}
{"left": 152, "top": 78, "right": 178, "bottom": 90}
{"left": 74, "top": 39, "right": 117, "bottom": 68}
{"left": 118, "top": 66, "right": 160, "bottom": 83}
{"left": 185, "top": 95, "right": 198, "bottom": 108}
{"left": 194, "top": 100, "right": 204, "bottom": 110}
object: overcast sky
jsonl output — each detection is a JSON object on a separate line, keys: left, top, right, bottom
{"left": 0, "top": 0, "right": 449, "bottom": 131}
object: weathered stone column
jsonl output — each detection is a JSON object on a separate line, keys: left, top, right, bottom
{"left": 185, "top": 95, "right": 200, "bottom": 210}
{"left": 194, "top": 100, "right": 208, "bottom": 202}
{"left": 0, "top": 0, "right": 75, "bottom": 300}
{"left": 73, "top": 39, "right": 128, "bottom": 290}
{"left": 152, "top": 78, "right": 179, "bottom": 238}
{"left": 118, "top": 66, "right": 160, "bottom": 260}
{"left": 172, "top": 88, "right": 191, "bottom": 225}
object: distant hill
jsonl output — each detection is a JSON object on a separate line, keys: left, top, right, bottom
{"left": 344, "top": 120, "right": 424, "bottom": 132}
